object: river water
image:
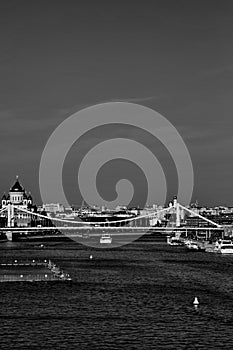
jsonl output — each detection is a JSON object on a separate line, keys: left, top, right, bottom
{"left": 1, "top": 240, "right": 233, "bottom": 349}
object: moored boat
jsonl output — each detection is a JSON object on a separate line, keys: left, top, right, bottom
{"left": 206, "top": 239, "right": 233, "bottom": 254}
{"left": 215, "top": 240, "right": 233, "bottom": 254}
{"left": 218, "top": 245, "right": 233, "bottom": 254}
{"left": 185, "top": 240, "right": 199, "bottom": 250}
{"left": 167, "top": 236, "right": 183, "bottom": 246}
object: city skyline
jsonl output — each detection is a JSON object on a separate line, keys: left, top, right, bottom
{"left": 1, "top": 1, "right": 233, "bottom": 206}
{"left": 1, "top": 174, "right": 233, "bottom": 210}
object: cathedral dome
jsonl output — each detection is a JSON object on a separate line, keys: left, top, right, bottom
{"left": 10, "top": 176, "right": 24, "bottom": 192}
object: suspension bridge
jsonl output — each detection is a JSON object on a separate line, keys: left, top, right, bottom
{"left": 0, "top": 197, "right": 230, "bottom": 242}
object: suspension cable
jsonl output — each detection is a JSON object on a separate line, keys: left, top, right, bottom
{"left": 12, "top": 205, "right": 174, "bottom": 226}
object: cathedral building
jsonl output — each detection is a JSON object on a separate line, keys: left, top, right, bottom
{"left": 1, "top": 176, "right": 36, "bottom": 227}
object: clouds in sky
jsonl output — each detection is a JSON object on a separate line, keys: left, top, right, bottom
{"left": 0, "top": 0, "right": 233, "bottom": 205}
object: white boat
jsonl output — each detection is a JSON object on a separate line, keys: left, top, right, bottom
{"left": 167, "top": 236, "right": 183, "bottom": 246}
{"left": 218, "top": 245, "right": 233, "bottom": 254}
{"left": 214, "top": 240, "right": 233, "bottom": 254}
{"left": 100, "top": 234, "right": 112, "bottom": 244}
{"left": 185, "top": 240, "right": 199, "bottom": 250}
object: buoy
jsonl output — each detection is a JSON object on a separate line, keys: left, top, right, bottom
{"left": 89, "top": 255, "right": 93, "bottom": 260}
{"left": 193, "top": 297, "right": 199, "bottom": 305}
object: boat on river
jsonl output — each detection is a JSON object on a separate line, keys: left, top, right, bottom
{"left": 184, "top": 240, "right": 199, "bottom": 250}
{"left": 205, "top": 239, "right": 233, "bottom": 254}
{"left": 218, "top": 245, "right": 233, "bottom": 254}
{"left": 167, "top": 236, "right": 183, "bottom": 246}
{"left": 215, "top": 240, "right": 233, "bottom": 254}
{"left": 100, "top": 234, "right": 112, "bottom": 244}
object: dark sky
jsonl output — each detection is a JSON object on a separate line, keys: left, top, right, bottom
{"left": 0, "top": 0, "right": 233, "bottom": 207}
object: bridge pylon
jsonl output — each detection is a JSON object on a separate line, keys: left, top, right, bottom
{"left": 173, "top": 197, "right": 180, "bottom": 227}
{"left": 7, "top": 204, "right": 14, "bottom": 227}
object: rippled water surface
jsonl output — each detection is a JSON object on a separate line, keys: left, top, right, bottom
{"left": 1, "top": 241, "right": 233, "bottom": 349}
